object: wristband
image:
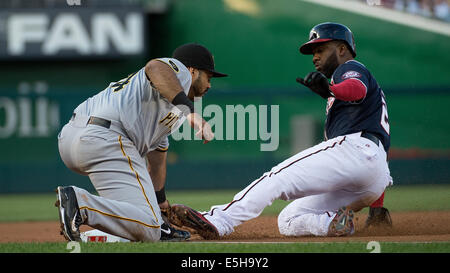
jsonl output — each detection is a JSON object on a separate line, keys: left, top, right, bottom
{"left": 155, "top": 186, "right": 167, "bottom": 204}
{"left": 172, "top": 91, "right": 195, "bottom": 115}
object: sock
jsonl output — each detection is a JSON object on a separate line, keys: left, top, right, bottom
{"left": 370, "top": 192, "right": 385, "bottom": 208}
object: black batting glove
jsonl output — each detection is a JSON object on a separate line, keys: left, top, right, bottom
{"left": 296, "top": 72, "right": 333, "bottom": 99}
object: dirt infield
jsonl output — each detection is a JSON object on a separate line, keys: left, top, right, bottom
{"left": 1, "top": 211, "right": 449, "bottom": 243}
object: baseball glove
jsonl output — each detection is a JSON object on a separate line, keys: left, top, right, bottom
{"left": 296, "top": 71, "right": 333, "bottom": 99}
{"left": 160, "top": 203, "right": 184, "bottom": 228}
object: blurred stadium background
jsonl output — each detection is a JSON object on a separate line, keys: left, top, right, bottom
{"left": 0, "top": 0, "right": 449, "bottom": 193}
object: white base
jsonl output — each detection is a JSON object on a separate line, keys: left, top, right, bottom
{"left": 80, "top": 229, "right": 131, "bottom": 243}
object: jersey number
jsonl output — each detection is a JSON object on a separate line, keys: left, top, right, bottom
{"left": 380, "top": 91, "right": 390, "bottom": 135}
{"left": 112, "top": 71, "right": 137, "bottom": 92}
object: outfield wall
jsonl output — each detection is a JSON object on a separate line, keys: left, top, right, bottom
{"left": 0, "top": 0, "right": 449, "bottom": 192}
{"left": 0, "top": 86, "right": 448, "bottom": 193}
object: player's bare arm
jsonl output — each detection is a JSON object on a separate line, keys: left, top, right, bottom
{"left": 146, "top": 150, "right": 169, "bottom": 208}
{"left": 145, "top": 59, "right": 214, "bottom": 143}
{"left": 145, "top": 59, "right": 185, "bottom": 102}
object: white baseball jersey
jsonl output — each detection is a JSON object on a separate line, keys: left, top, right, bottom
{"left": 73, "top": 58, "right": 191, "bottom": 156}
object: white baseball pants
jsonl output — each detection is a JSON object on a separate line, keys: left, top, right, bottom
{"left": 203, "top": 132, "right": 392, "bottom": 236}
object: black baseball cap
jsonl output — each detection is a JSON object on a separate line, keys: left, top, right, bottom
{"left": 172, "top": 43, "right": 228, "bottom": 78}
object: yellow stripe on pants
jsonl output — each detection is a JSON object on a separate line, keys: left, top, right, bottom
{"left": 80, "top": 206, "right": 160, "bottom": 229}
{"left": 118, "top": 135, "right": 159, "bottom": 224}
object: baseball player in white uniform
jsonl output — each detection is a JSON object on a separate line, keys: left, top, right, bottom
{"left": 169, "top": 23, "right": 393, "bottom": 239}
{"left": 55, "top": 43, "right": 227, "bottom": 242}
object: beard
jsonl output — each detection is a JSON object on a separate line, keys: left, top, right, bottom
{"left": 319, "top": 52, "right": 340, "bottom": 79}
{"left": 192, "top": 78, "right": 208, "bottom": 97}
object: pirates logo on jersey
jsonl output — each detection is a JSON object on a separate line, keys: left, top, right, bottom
{"left": 168, "top": 60, "right": 179, "bottom": 73}
{"left": 159, "top": 111, "right": 180, "bottom": 130}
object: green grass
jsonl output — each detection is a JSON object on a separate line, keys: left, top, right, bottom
{"left": 0, "top": 185, "right": 448, "bottom": 253}
{"left": 381, "top": 184, "right": 450, "bottom": 212}
{"left": 0, "top": 185, "right": 449, "bottom": 222}
{"left": 0, "top": 242, "right": 448, "bottom": 253}
{"left": 0, "top": 193, "right": 59, "bottom": 222}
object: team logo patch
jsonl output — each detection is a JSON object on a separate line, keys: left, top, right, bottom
{"left": 168, "top": 60, "right": 179, "bottom": 72}
{"left": 341, "top": 71, "right": 361, "bottom": 80}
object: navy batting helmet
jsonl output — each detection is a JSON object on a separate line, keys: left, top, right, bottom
{"left": 299, "top": 22, "right": 356, "bottom": 57}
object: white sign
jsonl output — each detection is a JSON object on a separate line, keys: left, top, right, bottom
{"left": 2, "top": 10, "right": 144, "bottom": 58}
{"left": 67, "top": 0, "right": 82, "bottom": 6}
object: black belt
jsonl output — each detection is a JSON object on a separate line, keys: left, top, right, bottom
{"left": 71, "top": 113, "right": 111, "bottom": 129}
{"left": 88, "top": 116, "right": 111, "bottom": 129}
{"left": 361, "top": 131, "right": 380, "bottom": 146}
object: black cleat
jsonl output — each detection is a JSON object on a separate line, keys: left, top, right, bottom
{"left": 159, "top": 222, "right": 191, "bottom": 242}
{"left": 55, "top": 186, "right": 83, "bottom": 242}
{"left": 364, "top": 207, "right": 393, "bottom": 228}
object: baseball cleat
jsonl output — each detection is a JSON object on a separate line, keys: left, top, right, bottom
{"left": 159, "top": 222, "right": 191, "bottom": 242}
{"left": 328, "top": 206, "right": 354, "bottom": 236}
{"left": 55, "top": 186, "right": 83, "bottom": 242}
{"left": 364, "top": 207, "right": 393, "bottom": 228}
{"left": 170, "top": 204, "right": 219, "bottom": 240}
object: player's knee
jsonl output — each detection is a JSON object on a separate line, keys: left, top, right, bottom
{"left": 135, "top": 226, "right": 161, "bottom": 242}
{"left": 277, "top": 211, "right": 293, "bottom": 236}
{"left": 131, "top": 216, "right": 161, "bottom": 242}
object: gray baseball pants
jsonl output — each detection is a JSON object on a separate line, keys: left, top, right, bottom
{"left": 58, "top": 114, "right": 162, "bottom": 242}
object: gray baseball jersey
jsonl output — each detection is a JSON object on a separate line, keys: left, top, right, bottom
{"left": 74, "top": 58, "right": 191, "bottom": 155}
{"left": 58, "top": 58, "right": 191, "bottom": 242}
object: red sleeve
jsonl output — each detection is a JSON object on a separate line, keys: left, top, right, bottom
{"left": 329, "top": 78, "right": 367, "bottom": 101}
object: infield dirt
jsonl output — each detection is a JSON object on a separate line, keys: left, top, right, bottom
{"left": 1, "top": 211, "right": 449, "bottom": 243}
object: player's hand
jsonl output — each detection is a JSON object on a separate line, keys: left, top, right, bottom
{"left": 296, "top": 72, "right": 332, "bottom": 99}
{"left": 186, "top": 112, "right": 214, "bottom": 144}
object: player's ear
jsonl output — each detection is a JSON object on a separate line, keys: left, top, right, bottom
{"left": 188, "top": 67, "right": 198, "bottom": 77}
{"left": 338, "top": 43, "right": 349, "bottom": 57}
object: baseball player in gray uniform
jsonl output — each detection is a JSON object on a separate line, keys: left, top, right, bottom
{"left": 55, "top": 43, "right": 227, "bottom": 242}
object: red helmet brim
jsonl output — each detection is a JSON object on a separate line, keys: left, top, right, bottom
{"left": 299, "top": 38, "right": 333, "bottom": 55}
